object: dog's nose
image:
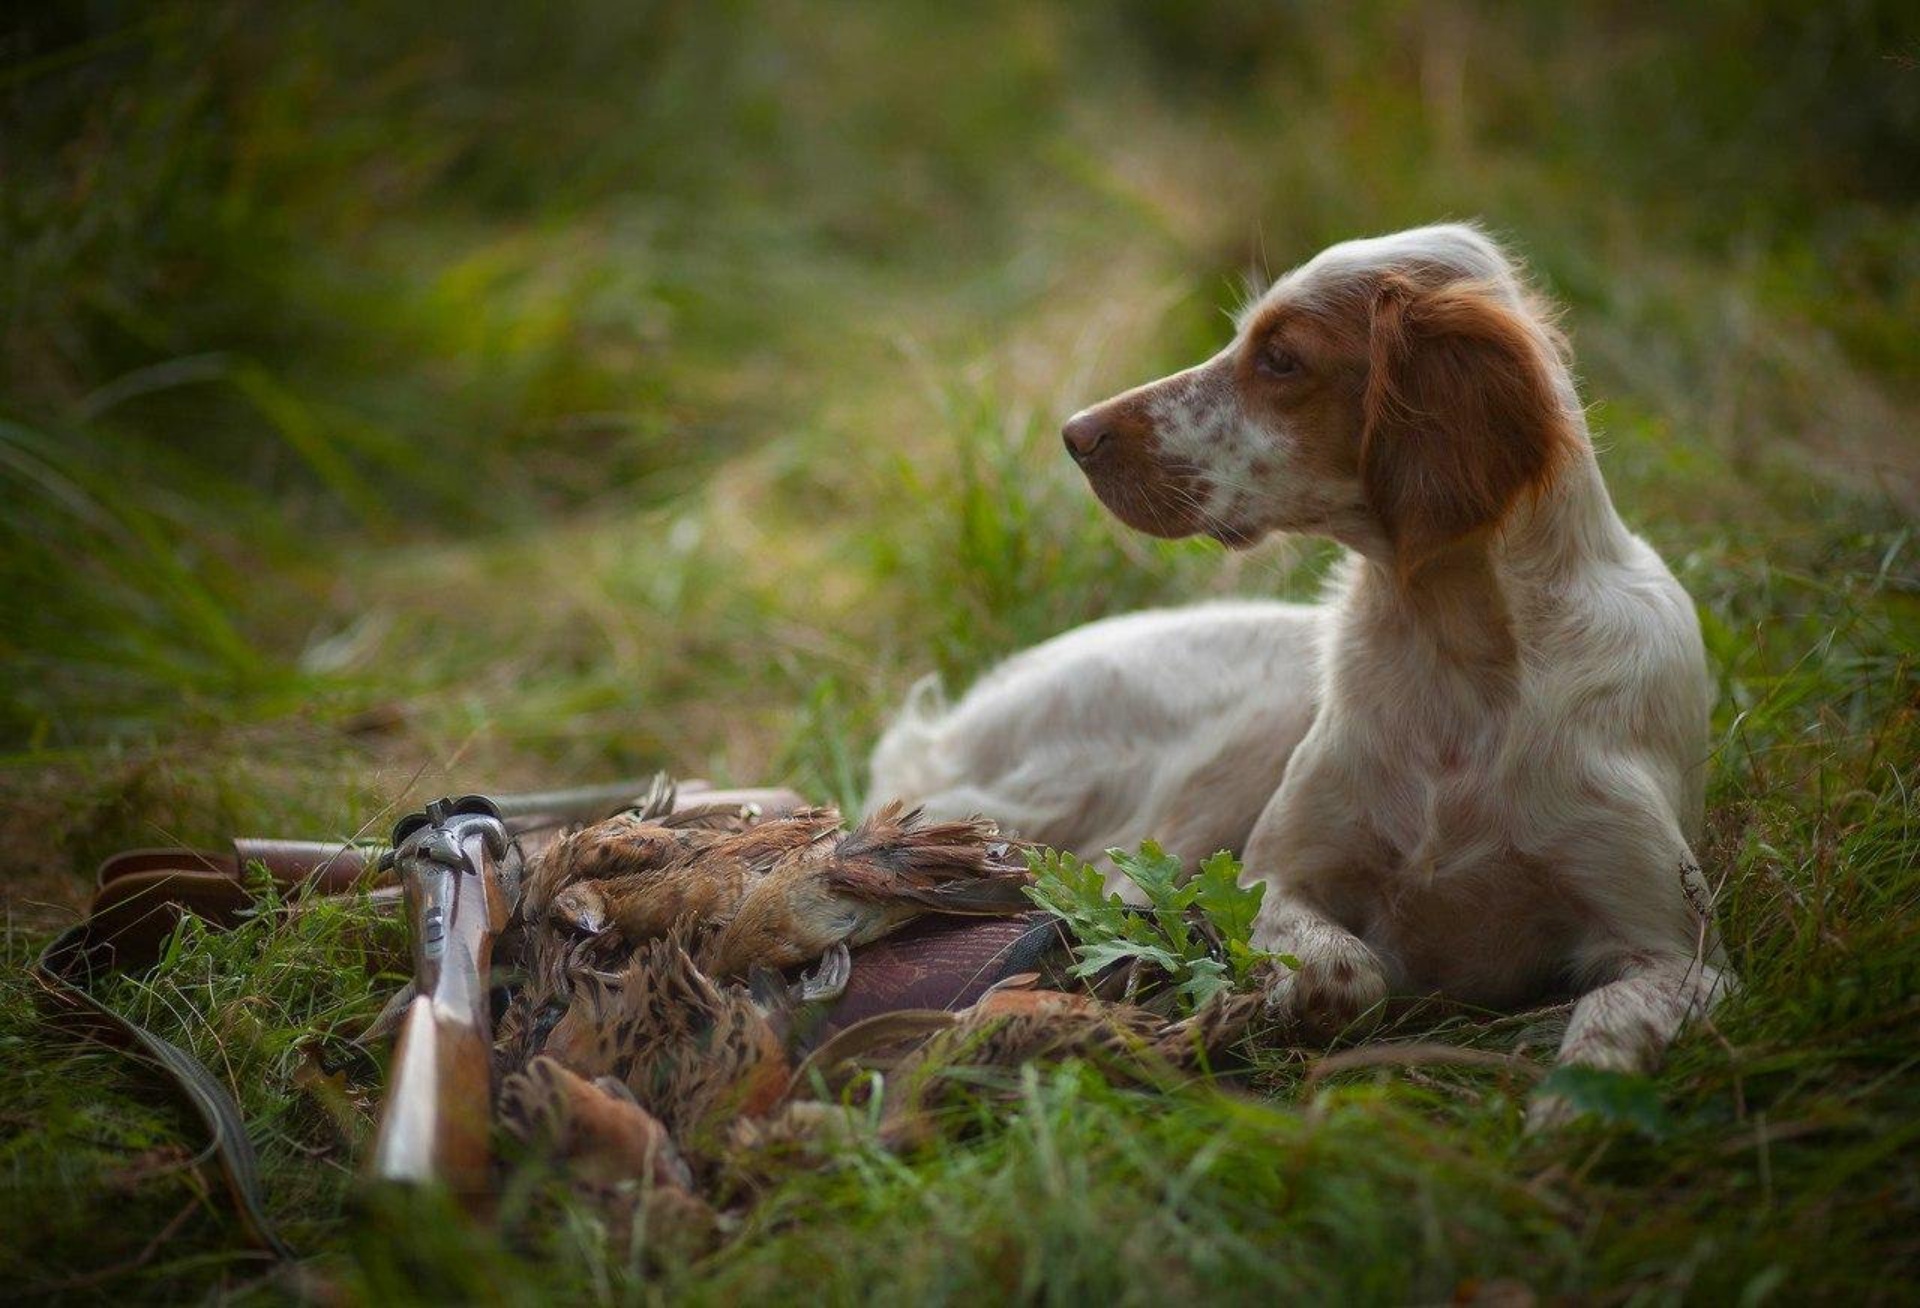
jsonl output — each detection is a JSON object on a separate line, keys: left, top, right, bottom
{"left": 1062, "top": 412, "right": 1109, "bottom": 462}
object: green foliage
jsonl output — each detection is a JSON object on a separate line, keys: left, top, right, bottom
{"left": 1026, "top": 842, "right": 1281, "bottom": 1010}
{"left": 664, "top": 1065, "right": 1571, "bottom": 1304}
{"left": 1536, "top": 1066, "right": 1673, "bottom": 1139}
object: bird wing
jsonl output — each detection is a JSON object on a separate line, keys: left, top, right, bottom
{"left": 701, "top": 807, "right": 843, "bottom": 873}
{"left": 561, "top": 817, "right": 732, "bottom": 880}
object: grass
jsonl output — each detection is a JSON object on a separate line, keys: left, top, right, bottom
{"left": 3, "top": 2, "right": 1918, "bottom": 1301}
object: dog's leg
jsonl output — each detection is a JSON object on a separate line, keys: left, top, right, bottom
{"left": 1528, "top": 950, "right": 1729, "bottom": 1130}
{"left": 1255, "top": 895, "right": 1390, "bottom": 1042}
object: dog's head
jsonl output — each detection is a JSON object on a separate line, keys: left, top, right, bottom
{"left": 1063, "top": 224, "right": 1580, "bottom": 571}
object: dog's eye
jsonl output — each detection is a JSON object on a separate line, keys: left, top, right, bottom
{"left": 1257, "top": 345, "right": 1303, "bottom": 379}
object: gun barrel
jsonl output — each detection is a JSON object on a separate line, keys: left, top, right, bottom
{"left": 492, "top": 779, "right": 808, "bottom": 824}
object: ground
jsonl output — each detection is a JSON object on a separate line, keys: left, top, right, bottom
{"left": 2, "top": 4, "right": 1917, "bottom": 1302}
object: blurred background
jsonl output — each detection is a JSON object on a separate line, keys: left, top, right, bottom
{"left": 3, "top": 1, "right": 1916, "bottom": 910}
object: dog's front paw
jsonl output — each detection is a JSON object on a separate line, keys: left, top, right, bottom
{"left": 1261, "top": 932, "right": 1388, "bottom": 1043}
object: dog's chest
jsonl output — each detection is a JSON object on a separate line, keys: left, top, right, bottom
{"left": 1295, "top": 746, "right": 1578, "bottom": 1005}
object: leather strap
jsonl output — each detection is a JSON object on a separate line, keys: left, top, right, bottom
{"left": 31, "top": 846, "right": 372, "bottom": 1259}
{"left": 33, "top": 921, "right": 297, "bottom": 1260}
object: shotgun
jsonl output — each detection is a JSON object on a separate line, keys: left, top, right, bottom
{"left": 369, "top": 795, "right": 519, "bottom": 1195}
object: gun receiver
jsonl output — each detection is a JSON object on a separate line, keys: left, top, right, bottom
{"left": 370, "top": 796, "right": 518, "bottom": 1194}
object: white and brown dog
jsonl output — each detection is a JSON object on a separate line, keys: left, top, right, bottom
{"left": 870, "top": 224, "right": 1727, "bottom": 1097}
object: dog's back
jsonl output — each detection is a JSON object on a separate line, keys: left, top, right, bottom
{"left": 868, "top": 599, "right": 1322, "bottom": 870}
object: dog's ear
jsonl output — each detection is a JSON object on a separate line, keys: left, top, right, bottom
{"left": 1360, "top": 275, "right": 1577, "bottom": 573}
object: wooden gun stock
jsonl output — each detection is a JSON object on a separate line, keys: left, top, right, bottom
{"left": 370, "top": 797, "right": 518, "bottom": 1195}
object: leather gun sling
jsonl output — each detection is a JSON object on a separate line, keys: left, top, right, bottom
{"left": 31, "top": 840, "right": 378, "bottom": 1261}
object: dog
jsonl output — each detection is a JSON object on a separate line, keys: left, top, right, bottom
{"left": 869, "top": 224, "right": 1727, "bottom": 1098}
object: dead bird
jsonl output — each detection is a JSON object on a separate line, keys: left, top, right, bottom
{"left": 542, "top": 807, "right": 840, "bottom": 945}
{"left": 496, "top": 808, "right": 859, "bottom": 1080}
{"left": 498, "top": 1055, "right": 693, "bottom": 1191}
{"left": 537, "top": 933, "right": 797, "bottom": 1156}
{"left": 546, "top": 803, "right": 1032, "bottom": 976}
{"left": 517, "top": 799, "right": 775, "bottom": 928}
{"left": 498, "top": 1054, "right": 722, "bottom": 1258}
{"left": 493, "top": 927, "right": 620, "bottom": 1076}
